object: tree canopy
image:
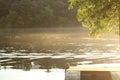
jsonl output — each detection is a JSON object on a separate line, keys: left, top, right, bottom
{"left": 68, "top": 0, "right": 120, "bottom": 37}
{"left": 0, "top": 0, "right": 78, "bottom": 28}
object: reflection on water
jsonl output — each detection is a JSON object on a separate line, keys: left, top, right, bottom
{"left": 0, "top": 28, "right": 120, "bottom": 80}
{"left": 1, "top": 55, "right": 120, "bottom": 71}
{"left": 0, "top": 69, "right": 65, "bottom": 80}
{"left": 1, "top": 54, "right": 120, "bottom": 80}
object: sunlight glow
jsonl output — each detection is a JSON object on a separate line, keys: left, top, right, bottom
{"left": 0, "top": 69, "right": 65, "bottom": 80}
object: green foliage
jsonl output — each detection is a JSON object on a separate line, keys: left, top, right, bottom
{"left": 0, "top": 0, "right": 78, "bottom": 28}
{"left": 68, "top": 0, "right": 120, "bottom": 37}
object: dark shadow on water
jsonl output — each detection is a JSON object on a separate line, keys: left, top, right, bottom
{"left": 0, "top": 57, "right": 72, "bottom": 71}
{"left": 0, "top": 55, "right": 120, "bottom": 71}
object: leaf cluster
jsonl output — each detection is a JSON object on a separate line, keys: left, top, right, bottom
{"left": 68, "top": 0, "right": 120, "bottom": 37}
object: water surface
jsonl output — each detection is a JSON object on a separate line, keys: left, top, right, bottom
{"left": 0, "top": 28, "right": 119, "bottom": 80}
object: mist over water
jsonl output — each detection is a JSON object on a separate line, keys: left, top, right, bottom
{"left": 0, "top": 27, "right": 119, "bottom": 54}
{"left": 0, "top": 27, "right": 119, "bottom": 80}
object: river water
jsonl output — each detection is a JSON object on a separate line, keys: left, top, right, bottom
{"left": 0, "top": 28, "right": 119, "bottom": 80}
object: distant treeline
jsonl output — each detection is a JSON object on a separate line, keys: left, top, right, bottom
{"left": 0, "top": 0, "right": 79, "bottom": 28}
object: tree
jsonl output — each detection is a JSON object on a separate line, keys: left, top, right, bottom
{"left": 68, "top": 0, "right": 120, "bottom": 37}
{"left": 0, "top": 0, "right": 78, "bottom": 28}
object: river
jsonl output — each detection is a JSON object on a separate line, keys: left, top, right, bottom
{"left": 0, "top": 28, "right": 119, "bottom": 80}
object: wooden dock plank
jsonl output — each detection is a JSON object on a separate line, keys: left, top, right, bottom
{"left": 111, "top": 72, "right": 120, "bottom": 80}
{"left": 65, "top": 71, "right": 80, "bottom": 80}
{"left": 65, "top": 71, "right": 120, "bottom": 80}
{"left": 68, "top": 65, "right": 120, "bottom": 71}
{"left": 81, "top": 71, "right": 112, "bottom": 80}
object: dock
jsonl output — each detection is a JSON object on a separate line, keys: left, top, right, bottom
{"left": 65, "top": 65, "right": 120, "bottom": 80}
{"left": 68, "top": 64, "right": 120, "bottom": 71}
